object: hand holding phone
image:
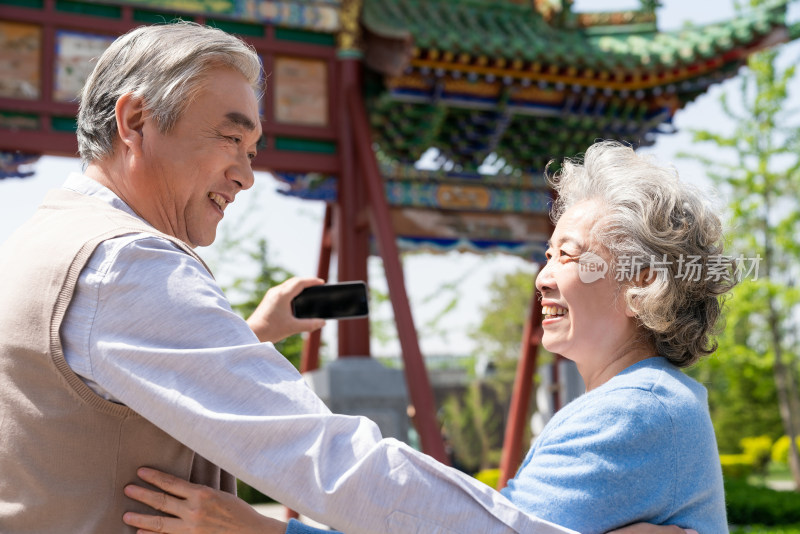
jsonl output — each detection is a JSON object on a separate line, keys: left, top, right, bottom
{"left": 291, "top": 281, "right": 369, "bottom": 320}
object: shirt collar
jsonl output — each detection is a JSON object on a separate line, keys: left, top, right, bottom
{"left": 62, "top": 172, "right": 146, "bottom": 224}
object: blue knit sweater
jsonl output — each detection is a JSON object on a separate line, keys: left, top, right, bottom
{"left": 501, "top": 357, "right": 727, "bottom": 533}
{"left": 287, "top": 357, "right": 727, "bottom": 534}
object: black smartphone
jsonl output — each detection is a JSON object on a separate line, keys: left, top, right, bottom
{"left": 291, "top": 281, "right": 369, "bottom": 320}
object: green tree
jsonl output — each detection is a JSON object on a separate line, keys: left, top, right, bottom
{"left": 469, "top": 267, "right": 538, "bottom": 403}
{"left": 681, "top": 42, "right": 800, "bottom": 485}
{"left": 434, "top": 266, "right": 541, "bottom": 474}
{"left": 440, "top": 381, "right": 504, "bottom": 473}
{"left": 687, "top": 278, "right": 783, "bottom": 452}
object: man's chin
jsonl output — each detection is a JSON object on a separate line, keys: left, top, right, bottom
{"left": 188, "top": 231, "right": 216, "bottom": 249}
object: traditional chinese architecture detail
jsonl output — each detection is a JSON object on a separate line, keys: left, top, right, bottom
{"left": 278, "top": 0, "right": 800, "bottom": 258}
{"left": 360, "top": 0, "right": 797, "bottom": 177}
{"left": 336, "top": 0, "right": 363, "bottom": 57}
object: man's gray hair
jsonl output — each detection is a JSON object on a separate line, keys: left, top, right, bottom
{"left": 77, "top": 21, "right": 262, "bottom": 164}
{"left": 548, "top": 140, "right": 736, "bottom": 367}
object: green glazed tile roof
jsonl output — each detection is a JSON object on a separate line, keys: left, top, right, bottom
{"left": 362, "top": 0, "right": 796, "bottom": 176}
{"left": 363, "top": 0, "right": 792, "bottom": 72}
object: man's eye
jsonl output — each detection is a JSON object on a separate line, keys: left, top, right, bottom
{"left": 226, "top": 136, "right": 241, "bottom": 144}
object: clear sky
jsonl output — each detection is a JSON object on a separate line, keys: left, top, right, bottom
{"left": 3, "top": 0, "right": 799, "bottom": 359}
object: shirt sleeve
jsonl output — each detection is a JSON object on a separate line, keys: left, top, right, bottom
{"left": 501, "top": 389, "right": 678, "bottom": 534}
{"left": 75, "top": 235, "right": 575, "bottom": 534}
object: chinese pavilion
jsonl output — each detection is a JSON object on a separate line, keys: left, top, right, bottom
{"left": 1, "top": 0, "right": 797, "bottom": 492}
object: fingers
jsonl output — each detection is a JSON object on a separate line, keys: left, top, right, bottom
{"left": 293, "top": 316, "right": 326, "bottom": 333}
{"left": 122, "top": 510, "right": 181, "bottom": 533}
{"left": 123, "top": 469, "right": 197, "bottom": 533}
{"left": 136, "top": 467, "right": 198, "bottom": 500}
{"left": 124, "top": 483, "right": 181, "bottom": 517}
{"left": 280, "top": 276, "right": 325, "bottom": 298}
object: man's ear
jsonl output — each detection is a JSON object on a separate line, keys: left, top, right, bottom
{"left": 114, "top": 93, "right": 146, "bottom": 154}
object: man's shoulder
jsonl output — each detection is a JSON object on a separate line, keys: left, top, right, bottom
{"left": 86, "top": 232, "right": 188, "bottom": 273}
{"left": 42, "top": 188, "right": 209, "bottom": 275}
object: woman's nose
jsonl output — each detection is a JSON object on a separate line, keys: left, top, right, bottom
{"left": 536, "top": 261, "right": 555, "bottom": 293}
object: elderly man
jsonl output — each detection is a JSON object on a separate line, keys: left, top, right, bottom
{"left": 0, "top": 21, "right": 571, "bottom": 534}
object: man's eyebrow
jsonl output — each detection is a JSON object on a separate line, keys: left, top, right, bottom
{"left": 222, "top": 112, "right": 257, "bottom": 131}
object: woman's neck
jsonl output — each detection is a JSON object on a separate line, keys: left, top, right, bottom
{"left": 577, "top": 338, "right": 655, "bottom": 392}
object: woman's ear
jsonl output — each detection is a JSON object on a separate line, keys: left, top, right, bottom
{"left": 625, "top": 268, "right": 654, "bottom": 318}
{"left": 114, "top": 93, "right": 146, "bottom": 154}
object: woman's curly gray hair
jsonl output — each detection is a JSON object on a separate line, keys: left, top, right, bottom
{"left": 548, "top": 140, "right": 736, "bottom": 367}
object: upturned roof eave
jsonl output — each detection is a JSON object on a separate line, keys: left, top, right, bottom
{"left": 362, "top": 0, "right": 794, "bottom": 77}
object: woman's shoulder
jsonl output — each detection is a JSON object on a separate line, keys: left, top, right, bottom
{"left": 545, "top": 358, "right": 709, "bottom": 442}
{"left": 604, "top": 357, "right": 709, "bottom": 418}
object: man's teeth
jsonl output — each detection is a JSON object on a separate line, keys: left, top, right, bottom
{"left": 208, "top": 192, "right": 227, "bottom": 211}
{"left": 542, "top": 305, "right": 566, "bottom": 316}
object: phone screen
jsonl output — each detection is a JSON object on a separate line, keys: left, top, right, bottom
{"left": 291, "top": 281, "right": 369, "bottom": 320}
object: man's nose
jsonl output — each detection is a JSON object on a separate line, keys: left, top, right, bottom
{"left": 229, "top": 159, "right": 255, "bottom": 191}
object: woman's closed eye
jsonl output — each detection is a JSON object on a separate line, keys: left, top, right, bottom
{"left": 560, "top": 250, "right": 580, "bottom": 263}
{"left": 545, "top": 249, "right": 579, "bottom": 263}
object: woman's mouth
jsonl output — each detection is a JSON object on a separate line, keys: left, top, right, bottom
{"left": 542, "top": 305, "right": 567, "bottom": 319}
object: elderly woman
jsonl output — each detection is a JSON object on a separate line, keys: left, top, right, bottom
{"left": 123, "top": 141, "right": 729, "bottom": 533}
{"left": 501, "top": 140, "right": 732, "bottom": 532}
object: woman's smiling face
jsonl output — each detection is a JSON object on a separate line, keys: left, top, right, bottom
{"left": 535, "top": 200, "right": 640, "bottom": 373}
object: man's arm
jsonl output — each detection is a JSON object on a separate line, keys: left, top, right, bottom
{"left": 70, "top": 237, "right": 571, "bottom": 534}
{"left": 121, "top": 469, "right": 698, "bottom": 534}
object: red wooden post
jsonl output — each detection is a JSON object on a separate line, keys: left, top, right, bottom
{"left": 299, "top": 204, "right": 333, "bottom": 374}
{"left": 498, "top": 277, "right": 543, "bottom": 489}
{"left": 348, "top": 89, "right": 450, "bottom": 465}
{"left": 336, "top": 59, "right": 371, "bottom": 358}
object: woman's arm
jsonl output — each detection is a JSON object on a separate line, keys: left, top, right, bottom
{"left": 123, "top": 469, "right": 697, "bottom": 534}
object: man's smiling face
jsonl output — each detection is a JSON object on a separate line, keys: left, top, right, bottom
{"left": 137, "top": 67, "right": 262, "bottom": 247}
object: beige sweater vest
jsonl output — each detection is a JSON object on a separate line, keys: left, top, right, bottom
{"left": 0, "top": 189, "right": 235, "bottom": 533}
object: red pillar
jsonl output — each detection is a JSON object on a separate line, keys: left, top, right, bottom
{"left": 498, "top": 277, "right": 543, "bottom": 489}
{"left": 336, "top": 59, "right": 371, "bottom": 358}
{"left": 348, "top": 89, "right": 450, "bottom": 465}
{"left": 300, "top": 205, "right": 333, "bottom": 374}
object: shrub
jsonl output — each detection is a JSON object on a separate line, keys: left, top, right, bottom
{"left": 721, "top": 454, "right": 755, "bottom": 479}
{"left": 741, "top": 435, "right": 773, "bottom": 473}
{"left": 474, "top": 468, "right": 501, "bottom": 490}
{"left": 236, "top": 479, "right": 273, "bottom": 504}
{"left": 772, "top": 436, "right": 800, "bottom": 465}
{"left": 725, "top": 478, "right": 800, "bottom": 525}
